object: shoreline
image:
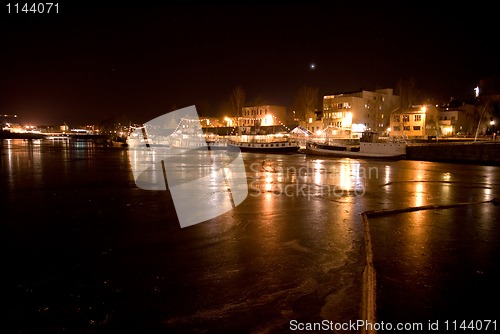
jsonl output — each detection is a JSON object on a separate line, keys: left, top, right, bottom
{"left": 3, "top": 135, "right": 500, "bottom": 166}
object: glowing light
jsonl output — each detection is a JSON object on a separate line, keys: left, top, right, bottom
{"left": 442, "top": 126, "right": 453, "bottom": 136}
{"left": 262, "top": 114, "right": 273, "bottom": 126}
{"left": 343, "top": 112, "right": 353, "bottom": 128}
{"left": 351, "top": 123, "right": 365, "bottom": 132}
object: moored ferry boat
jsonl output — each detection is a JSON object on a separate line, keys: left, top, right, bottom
{"left": 169, "top": 133, "right": 228, "bottom": 151}
{"left": 227, "top": 134, "right": 300, "bottom": 153}
{"left": 204, "top": 133, "right": 229, "bottom": 150}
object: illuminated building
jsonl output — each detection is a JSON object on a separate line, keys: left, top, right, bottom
{"left": 389, "top": 105, "right": 431, "bottom": 139}
{"left": 322, "top": 88, "right": 400, "bottom": 138}
{"left": 240, "top": 105, "right": 287, "bottom": 126}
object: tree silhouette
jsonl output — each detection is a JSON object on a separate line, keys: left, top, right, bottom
{"left": 230, "top": 86, "right": 246, "bottom": 118}
{"left": 396, "top": 77, "right": 419, "bottom": 110}
{"left": 292, "top": 86, "right": 319, "bottom": 122}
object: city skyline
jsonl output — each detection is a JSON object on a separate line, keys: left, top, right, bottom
{"left": 1, "top": 2, "right": 498, "bottom": 126}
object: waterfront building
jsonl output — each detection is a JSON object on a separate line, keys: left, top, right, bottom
{"left": 240, "top": 105, "right": 287, "bottom": 127}
{"left": 302, "top": 109, "right": 323, "bottom": 135}
{"left": 437, "top": 99, "right": 475, "bottom": 136}
{"left": 1, "top": 123, "right": 23, "bottom": 133}
{"left": 321, "top": 88, "right": 400, "bottom": 138}
{"left": 389, "top": 104, "right": 442, "bottom": 139}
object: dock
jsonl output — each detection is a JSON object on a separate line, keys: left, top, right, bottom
{"left": 406, "top": 140, "right": 500, "bottom": 165}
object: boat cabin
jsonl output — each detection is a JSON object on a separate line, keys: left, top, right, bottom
{"left": 360, "top": 131, "right": 380, "bottom": 143}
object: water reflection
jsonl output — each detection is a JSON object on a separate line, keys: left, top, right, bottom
{"left": 1, "top": 139, "right": 124, "bottom": 194}
{"left": 414, "top": 183, "right": 425, "bottom": 207}
{"left": 442, "top": 172, "right": 451, "bottom": 182}
{"left": 4, "top": 143, "right": 499, "bottom": 208}
{"left": 3, "top": 141, "right": 500, "bottom": 332}
{"left": 405, "top": 211, "right": 427, "bottom": 253}
{"left": 2, "top": 139, "right": 44, "bottom": 191}
{"left": 384, "top": 165, "right": 391, "bottom": 184}
{"left": 379, "top": 160, "right": 500, "bottom": 208}
{"left": 248, "top": 157, "right": 370, "bottom": 201}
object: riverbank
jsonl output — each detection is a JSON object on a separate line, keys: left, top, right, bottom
{"left": 1, "top": 131, "right": 112, "bottom": 140}
{"left": 0, "top": 131, "right": 45, "bottom": 139}
{"left": 3, "top": 133, "right": 500, "bottom": 166}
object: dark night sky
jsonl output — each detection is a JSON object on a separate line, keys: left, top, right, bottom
{"left": 1, "top": 1, "right": 498, "bottom": 126}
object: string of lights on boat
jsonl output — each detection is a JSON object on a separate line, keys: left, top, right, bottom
{"left": 130, "top": 115, "right": 294, "bottom": 137}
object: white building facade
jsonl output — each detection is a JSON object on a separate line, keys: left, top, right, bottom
{"left": 322, "top": 88, "right": 400, "bottom": 138}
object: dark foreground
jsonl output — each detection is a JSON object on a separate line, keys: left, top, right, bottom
{"left": 1, "top": 139, "right": 499, "bottom": 333}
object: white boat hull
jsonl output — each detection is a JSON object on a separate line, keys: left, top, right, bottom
{"left": 228, "top": 140, "right": 300, "bottom": 153}
{"left": 305, "top": 141, "right": 406, "bottom": 159}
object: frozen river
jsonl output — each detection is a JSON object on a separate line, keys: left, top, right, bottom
{"left": 1, "top": 139, "right": 499, "bottom": 333}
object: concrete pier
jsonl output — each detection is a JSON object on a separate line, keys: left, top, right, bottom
{"left": 407, "top": 141, "right": 500, "bottom": 165}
